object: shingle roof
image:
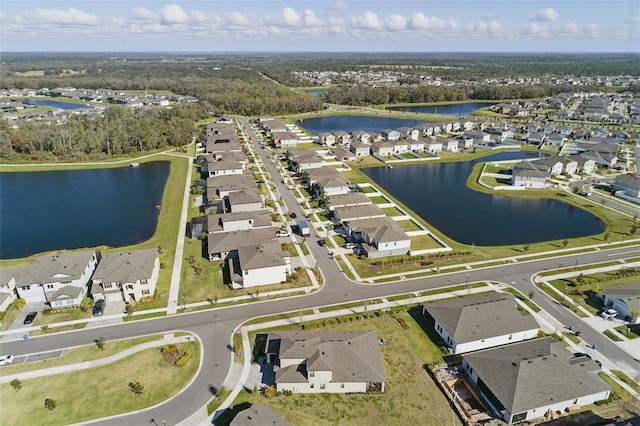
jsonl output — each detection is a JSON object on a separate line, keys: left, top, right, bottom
{"left": 463, "top": 337, "right": 611, "bottom": 415}
{"left": 268, "top": 330, "right": 386, "bottom": 385}
{"left": 237, "top": 240, "right": 288, "bottom": 270}
{"left": 13, "top": 251, "right": 96, "bottom": 287}
{"left": 229, "top": 404, "right": 290, "bottom": 426}
{"left": 91, "top": 249, "right": 158, "bottom": 284}
{"left": 424, "top": 293, "right": 540, "bottom": 344}
{"left": 208, "top": 229, "right": 274, "bottom": 255}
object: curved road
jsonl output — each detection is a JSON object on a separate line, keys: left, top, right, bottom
{"left": 2, "top": 120, "right": 638, "bottom": 425}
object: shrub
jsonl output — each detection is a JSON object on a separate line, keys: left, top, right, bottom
{"left": 176, "top": 350, "right": 192, "bottom": 366}
{"left": 16, "top": 299, "right": 26, "bottom": 309}
{"left": 161, "top": 344, "right": 182, "bottom": 364}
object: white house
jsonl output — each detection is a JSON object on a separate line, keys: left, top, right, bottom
{"left": 425, "top": 140, "right": 443, "bottom": 155}
{"left": 344, "top": 217, "right": 411, "bottom": 258}
{"left": 319, "top": 132, "right": 336, "bottom": 147}
{"left": 422, "top": 293, "right": 540, "bottom": 354}
{"left": 266, "top": 330, "right": 386, "bottom": 394}
{"left": 0, "top": 269, "right": 19, "bottom": 312}
{"left": 13, "top": 250, "right": 98, "bottom": 306}
{"left": 228, "top": 240, "right": 291, "bottom": 289}
{"left": 90, "top": 248, "right": 160, "bottom": 304}
{"left": 462, "top": 338, "right": 611, "bottom": 424}
{"left": 349, "top": 141, "right": 371, "bottom": 158}
{"left": 381, "top": 129, "right": 400, "bottom": 141}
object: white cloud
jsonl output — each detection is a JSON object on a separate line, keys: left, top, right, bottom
{"left": 31, "top": 7, "right": 98, "bottom": 25}
{"left": 476, "top": 19, "right": 488, "bottom": 31}
{"left": 384, "top": 14, "right": 407, "bottom": 31}
{"left": 132, "top": 8, "right": 157, "bottom": 21}
{"left": 351, "top": 11, "right": 383, "bottom": 29}
{"left": 304, "top": 9, "right": 322, "bottom": 27}
{"left": 331, "top": 1, "right": 348, "bottom": 11}
{"left": 160, "top": 4, "right": 191, "bottom": 24}
{"left": 225, "top": 12, "right": 251, "bottom": 27}
{"left": 565, "top": 22, "right": 578, "bottom": 33}
{"left": 281, "top": 7, "right": 302, "bottom": 26}
{"left": 534, "top": 8, "right": 559, "bottom": 22}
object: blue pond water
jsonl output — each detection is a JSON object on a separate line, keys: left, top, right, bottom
{"left": 362, "top": 151, "right": 605, "bottom": 246}
{"left": 388, "top": 102, "right": 495, "bottom": 116}
{"left": 22, "top": 100, "right": 90, "bottom": 110}
{"left": 0, "top": 162, "right": 170, "bottom": 259}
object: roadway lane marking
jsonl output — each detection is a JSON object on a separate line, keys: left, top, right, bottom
{"left": 607, "top": 250, "right": 640, "bottom": 256}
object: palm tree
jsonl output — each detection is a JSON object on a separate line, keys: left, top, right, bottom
{"left": 44, "top": 398, "right": 56, "bottom": 415}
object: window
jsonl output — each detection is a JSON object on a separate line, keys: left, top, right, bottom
{"left": 309, "top": 371, "right": 314, "bottom": 378}
{"left": 126, "top": 285, "right": 134, "bottom": 290}
{"left": 142, "top": 289, "right": 150, "bottom": 295}
{"left": 46, "top": 284, "right": 54, "bottom": 289}
{"left": 140, "top": 279, "right": 148, "bottom": 285}
{"left": 320, "top": 384, "right": 325, "bottom": 390}
{"left": 340, "top": 383, "right": 345, "bottom": 389}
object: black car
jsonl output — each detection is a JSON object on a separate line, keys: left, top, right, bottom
{"left": 23, "top": 311, "right": 37, "bottom": 325}
{"left": 317, "top": 239, "right": 326, "bottom": 247}
{"left": 289, "top": 212, "right": 297, "bottom": 219}
{"left": 93, "top": 299, "right": 105, "bottom": 316}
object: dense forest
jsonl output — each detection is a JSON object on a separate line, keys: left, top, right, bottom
{"left": 0, "top": 102, "right": 209, "bottom": 161}
{"left": 1, "top": 52, "right": 639, "bottom": 161}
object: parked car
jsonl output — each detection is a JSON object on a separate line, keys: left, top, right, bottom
{"left": 93, "top": 299, "right": 105, "bottom": 316}
{"left": 23, "top": 311, "right": 37, "bottom": 324}
{"left": 289, "top": 212, "right": 297, "bottom": 219}
{"left": 600, "top": 309, "right": 618, "bottom": 319}
{"left": 256, "top": 179, "right": 266, "bottom": 184}
{"left": 344, "top": 243, "right": 356, "bottom": 249}
{"left": 578, "top": 189, "right": 592, "bottom": 197}
{"left": 0, "top": 355, "right": 14, "bottom": 366}
{"left": 317, "top": 239, "right": 326, "bottom": 247}
{"left": 275, "top": 230, "right": 290, "bottom": 237}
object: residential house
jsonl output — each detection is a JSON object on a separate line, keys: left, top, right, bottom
{"left": 207, "top": 229, "right": 275, "bottom": 261}
{"left": 425, "top": 139, "right": 443, "bottom": 155}
{"left": 381, "top": 129, "right": 400, "bottom": 141}
{"left": 558, "top": 126, "right": 573, "bottom": 136}
{"left": 12, "top": 251, "right": 98, "bottom": 307}
{"left": 351, "top": 130, "right": 371, "bottom": 144}
{"left": 331, "top": 146, "right": 356, "bottom": 162}
{"left": 422, "top": 293, "right": 540, "bottom": 354}
{"left": 511, "top": 162, "right": 551, "bottom": 188}
{"left": 342, "top": 217, "right": 411, "bottom": 258}
{"left": 566, "top": 155, "right": 596, "bottom": 175}
{"left": 391, "top": 139, "right": 409, "bottom": 154}
{"left": 613, "top": 174, "right": 640, "bottom": 198}
{"left": 266, "top": 330, "right": 386, "bottom": 394}
{"left": 333, "top": 131, "right": 351, "bottom": 146}
{"left": 206, "top": 174, "right": 255, "bottom": 201}
{"left": 408, "top": 139, "right": 425, "bottom": 152}
{"left": 273, "top": 132, "right": 299, "bottom": 148}
{"left": 457, "top": 136, "right": 474, "bottom": 151}
{"left": 349, "top": 141, "right": 371, "bottom": 158}
{"left": 397, "top": 127, "right": 420, "bottom": 140}
{"left": 206, "top": 210, "right": 271, "bottom": 234}
{"left": 557, "top": 157, "right": 578, "bottom": 175}
{"left": 533, "top": 156, "right": 565, "bottom": 175}
{"left": 226, "top": 189, "right": 263, "bottom": 213}
{"left": 0, "top": 269, "right": 19, "bottom": 312}
{"left": 318, "top": 132, "right": 336, "bottom": 147}
{"left": 371, "top": 141, "right": 394, "bottom": 157}
{"left": 229, "top": 404, "right": 290, "bottom": 426}
{"left": 306, "top": 167, "right": 341, "bottom": 186}
{"left": 292, "top": 152, "right": 325, "bottom": 171}
{"left": 462, "top": 337, "right": 611, "bottom": 424}
{"left": 437, "top": 136, "right": 458, "bottom": 152}
{"left": 526, "top": 133, "right": 546, "bottom": 145}
{"left": 598, "top": 283, "right": 640, "bottom": 324}
{"left": 207, "top": 160, "right": 244, "bottom": 177}
{"left": 228, "top": 240, "right": 291, "bottom": 289}
{"left": 314, "top": 175, "right": 350, "bottom": 197}
{"left": 545, "top": 134, "right": 566, "bottom": 147}
{"left": 326, "top": 193, "right": 372, "bottom": 211}
{"left": 262, "top": 120, "right": 288, "bottom": 133}
{"left": 592, "top": 128, "right": 610, "bottom": 138}
{"left": 333, "top": 204, "right": 386, "bottom": 224}
{"left": 90, "top": 249, "right": 159, "bottom": 304}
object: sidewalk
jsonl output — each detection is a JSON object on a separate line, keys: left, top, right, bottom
{"left": 0, "top": 333, "right": 193, "bottom": 384}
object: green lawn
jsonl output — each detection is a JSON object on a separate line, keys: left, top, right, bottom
{"left": 368, "top": 195, "right": 388, "bottom": 204}
{"left": 222, "top": 308, "right": 461, "bottom": 426}
{"left": 0, "top": 340, "right": 200, "bottom": 426}
{"left": 411, "top": 234, "right": 446, "bottom": 250}
{"left": 382, "top": 207, "right": 404, "bottom": 216}
{"left": 614, "top": 324, "right": 640, "bottom": 340}
{"left": 396, "top": 220, "right": 423, "bottom": 232}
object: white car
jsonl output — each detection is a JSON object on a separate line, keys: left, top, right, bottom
{"left": 275, "top": 231, "right": 290, "bottom": 237}
{"left": 0, "top": 355, "right": 14, "bottom": 366}
{"left": 600, "top": 309, "right": 618, "bottom": 319}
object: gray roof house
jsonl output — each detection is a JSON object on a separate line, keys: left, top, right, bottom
{"left": 266, "top": 330, "right": 386, "bottom": 394}
{"left": 422, "top": 293, "right": 540, "bottom": 353}
{"left": 326, "top": 192, "right": 372, "bottom": 211}
{"left": 332, "top": 204, "right": 386, "bottom": 224}
{"left": 229, "top": 404, "right": 290, "bottom": 426}
{"left": 90, "top": 248, "right": 159, "bottom": 304}
{"left": 343, "top": 217, "right": 411, "bottom": 258}
{"left": 13, "top": 250, "right": 99, "bottom": 306}
{"left": 228, "top": 240, "right": 291, "bottom": 289}
{"left": 208, "top": 229, "right": 275, "bottom": 261}
{"left": 226, "top": 189, "right": 263, "bottom": 213}
{"left": 462, "top": 337, "right": 611, "bottom": 424}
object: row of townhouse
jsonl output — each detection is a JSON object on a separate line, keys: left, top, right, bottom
{"left": 0, "top": 248, "right": 160, "bottom": 310}
{"left": 192, "top": 119, "right": 292, "bottom": 289}
{"left": 511, "top": 154, "right": 597, "bottom": 188}
{"left": 422, "top": 293, "right": 611, "bottom": 424}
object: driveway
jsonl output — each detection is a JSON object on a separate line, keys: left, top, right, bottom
{"left": 8, "top": 302, "right": 45, "bottom": 331}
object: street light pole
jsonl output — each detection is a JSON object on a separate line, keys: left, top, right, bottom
{"left": 574, "top": 257, "right": 579, "bottom": 270}
{"left": 465, "top": 274, "right": 470, "bottom": 294}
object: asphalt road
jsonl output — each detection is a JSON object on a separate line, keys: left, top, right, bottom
{"left": 1, "top": 121, "right": 638, "bottom": 425}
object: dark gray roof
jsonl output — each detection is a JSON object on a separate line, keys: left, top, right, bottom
{"left": 463, "top": 337, "right": 611, "bottom": 415}
{"left": 229, "top": 404, "right": 290, "bottom": 426}
{"left": 48, "top": 285, "right": 84, "bottom": 301}
{"left": 13, "top": 251, "right": 97, "bottom": 287}
{"left": 268, "top": 330, "right": 386, "bottom": 384}
{"left": 91, "top": 249, "right": 158, "bottom": 284}
{"left": 604, "top": 283, "right": 640, "bottom": 311}
{"left": 424, "top": 293, "right": 540, "bottom": 344}
{"left": 208, "top": 229, "right": 274, "bottom": 255}
{"left": 237, "top": 240, "right": 288, "bottom": 270}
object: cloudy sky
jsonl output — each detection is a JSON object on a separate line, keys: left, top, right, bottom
{"left": 1, "top": 0, "right": 638, "bottom": 52}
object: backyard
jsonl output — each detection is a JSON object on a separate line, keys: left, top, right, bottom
{"left": 217, "top": 307, "right": 460, "bottom": 426}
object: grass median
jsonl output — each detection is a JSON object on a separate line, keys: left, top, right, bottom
{"left": 0, "top": 338, "right": 200, "bottom": 426}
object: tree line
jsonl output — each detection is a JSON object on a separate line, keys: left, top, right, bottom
{"left": 0, "top": 103, "right": 209, "bottom": 161}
